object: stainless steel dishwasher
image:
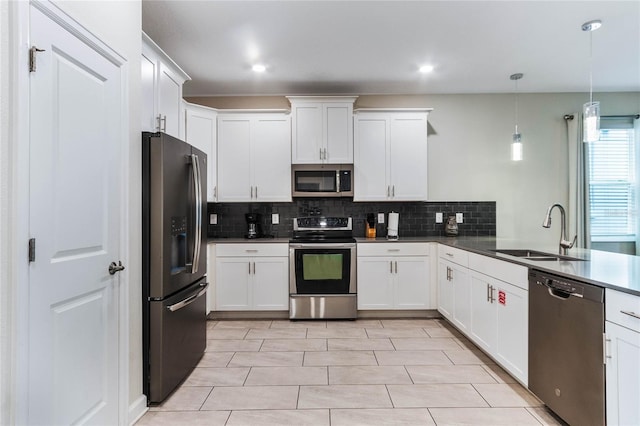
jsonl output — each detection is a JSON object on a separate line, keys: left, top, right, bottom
{"left": 528, "top": 269, "right": 605, "bottom": 426}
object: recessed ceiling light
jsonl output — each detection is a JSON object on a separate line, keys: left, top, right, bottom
{"left": 419, "top": 65, "right": 434, "bottom": 73}
{"left": 252, "top": 64, "right": 266, "bottom": 73}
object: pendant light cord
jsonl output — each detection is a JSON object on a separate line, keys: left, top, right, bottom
{"left": 514, "top": 78, "right": 519, "bottom": 133}
{"left": 589, "top": 29, "right": 593, "bottom": 104}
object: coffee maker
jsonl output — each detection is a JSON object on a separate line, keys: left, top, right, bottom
{"left": 245, "top": 213, "right": 263, "bottom": 239}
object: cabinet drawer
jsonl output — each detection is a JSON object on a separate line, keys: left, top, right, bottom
{"left": 468, "top": 252, "right": 528, "bottom": 290}
{"left": 215, "top": 243, "right": 288, "bottom": 257}
{"left": 606, "top": 289, "right": 640, "bottom": 332}
{"left": 358, "top": 242, "right": 430, "bottom": 257}
{"left": 438, "top": 244, "right": 468, "bottom": 267}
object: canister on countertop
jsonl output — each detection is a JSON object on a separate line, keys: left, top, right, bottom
{"left": 366, "top": 213, "right": 376, "bottom": 238}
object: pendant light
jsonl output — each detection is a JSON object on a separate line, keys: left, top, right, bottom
{"left": 510, "top": 73, "right": 524, "bottom": 161}
{"left": 582, "top": 19, "right": 602, "bottom": 143}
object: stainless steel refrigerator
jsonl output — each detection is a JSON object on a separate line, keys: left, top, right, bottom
{"left": 142, "top": 131, "right": 208, "bottom": 404}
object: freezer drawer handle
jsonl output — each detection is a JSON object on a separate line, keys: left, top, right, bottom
{"left": 166, "top": 284, "right": 208, "bottom": 312}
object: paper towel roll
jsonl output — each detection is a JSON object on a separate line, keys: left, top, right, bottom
{"left": 387, "top": 212, "right": 399, "bottom": 238}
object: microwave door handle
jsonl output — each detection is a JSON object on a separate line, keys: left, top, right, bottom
{"left": 189, "top": 154, "right": 202, "bottom": 274}
{"left": 336, "top": 170, "right": 340, "bottom": 193}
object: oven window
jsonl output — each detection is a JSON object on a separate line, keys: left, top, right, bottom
{"left": 294, "top": 248, "right": 352, "bottom": 294}
{"left": 303, "top": 254, "right": 342, "bottom": 280}
{"left": 294, "top": 171, "right": 337, "bottom": 193}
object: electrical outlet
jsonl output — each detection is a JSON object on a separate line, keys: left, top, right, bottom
{"left": 210, "top": 213, "right": 218, "bottom": 225}
{"left": 435, "top": 212, "right": 443, "bottom": 223}
{"left": 272, "top": 213, "right": 279, "bottom": 225}
{"left": 456, "top": 212, "right": 464, "bottom": 223}
{"left": 378, "top": 213, "right": 385, "bottom": 224}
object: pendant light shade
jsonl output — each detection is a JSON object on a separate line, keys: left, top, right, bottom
{"left": 510, "top": 73, "right": 524, "bottom": 161}
{"left": 582, "top": 19, "right": 602, "bottom": 143}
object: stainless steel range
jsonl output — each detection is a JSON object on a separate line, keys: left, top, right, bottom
{"left": 289, "top": 217, "right": 357, "bottom": 319}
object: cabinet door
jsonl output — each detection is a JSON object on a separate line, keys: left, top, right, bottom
{"left": 451, "top": 262, "right": 471, "bottom": 333}
{"left": 395, "top": 257, "right": 430, "bottom": 309}
{"left": 389, "top": 115, "right": 428, "bottom": 201}
{"left": 357, "top": 257, "right": 393, "bottom": 310}
{"left": 215, "top": 258, "right": 251, "bottom": 310}
{"left": 185, "top": 104, "right": 217, "bottom": 201}
{"left": 324, "top": 103, "right": 353, "bottom": 163}
{"left": 494, "top": 281, "right": 528, "bottom": 385}
{"left": 158, "top": 61, "right": 183, "bottom": 138}
{"left": 141, "top": 48, "right": 158, "bottom": 132}
{"left": 469, "top": 273, "right": 496, "bottom": 353}
{"left": 606, "top": 321, "right": 640, "bottom": 426}
{"left": 354, "top": 116, "right": 389, "bottom": 201}
{"left": 252, "top": 257, "right": 289, "bottom": 310}
{"left": 292, "top": 103, "right": 322, "bottom": 164}
{"left": 217, "top": 117, "right": 252, "bottom": 202}
{"left": 437, "top": 259, "right": 454, "bottom": 320}
{"left": 252, "top": 116, "right": 292, "bottom": 202}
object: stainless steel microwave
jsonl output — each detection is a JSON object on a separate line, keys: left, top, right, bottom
{"left": 291, "top": 164, "right": 354, "bottom": 197}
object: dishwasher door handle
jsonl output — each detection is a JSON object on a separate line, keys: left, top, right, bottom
{"left": 547, "top": 287, "right": 572, "bottom": 300}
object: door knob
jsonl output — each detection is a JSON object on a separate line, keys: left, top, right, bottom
{"left": 108, "top": 261, "right": 125, "bottom": 275}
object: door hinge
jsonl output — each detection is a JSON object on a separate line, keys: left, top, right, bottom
{"left": 29, "top": 46, "right": 46, "bottom": 72}
{"left": 28, "top": 238, "right": 36, "bottom": 262}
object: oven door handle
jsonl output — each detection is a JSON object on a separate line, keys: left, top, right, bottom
{"left": 290, "top": 243, "right": 355, "bottom": 249}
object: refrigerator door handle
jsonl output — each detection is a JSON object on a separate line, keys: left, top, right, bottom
{"left": 190, "top": 154, "right": 203, "bottom": 274}
{"left": 166, "top": 282, "right": 208, "bottom": 312}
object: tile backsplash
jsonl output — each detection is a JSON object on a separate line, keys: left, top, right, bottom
{"left": 207, "top": 199, "right": 495, "bottom": 239}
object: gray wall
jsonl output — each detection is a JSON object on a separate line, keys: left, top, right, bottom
{"left": 188, "top": 92, "right": 640, "bottom": 246}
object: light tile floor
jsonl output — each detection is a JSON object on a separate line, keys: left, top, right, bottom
{"left": 136, "top": 318, "right": 566, "bottom": 426}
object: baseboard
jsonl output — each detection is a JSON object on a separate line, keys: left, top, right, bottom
{"left": 128, "top": 394, "right": 148, "bottom": 426}
{"left": 207, "top": 309, "right": 441, "bottom": 320}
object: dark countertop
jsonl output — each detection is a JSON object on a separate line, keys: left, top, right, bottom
{"left": 209, "top": 236, "right": 640, "bottom": 296}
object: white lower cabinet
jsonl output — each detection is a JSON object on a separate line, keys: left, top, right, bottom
{"left": 357, "top": 243, "right": 430, "bottom": 310}
{"left": 215, "top": 244, "right": 288, "bottom": 311}
{"left": 437, "top": 245, "right": 529, "bottom": 385}
{"left": 606, "top": 289, "right": 640, "bottom": 426}
{"left": 469, "top": 269, "right": 528, "bottom": 384}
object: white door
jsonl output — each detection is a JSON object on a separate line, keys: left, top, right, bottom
{"left": 215, "top": 258, "right": 251, "bottom": 310}
{"left": 395, "top": 257, "right": 430, "bottom": 309}
{"left": 185, "top": 104, "right": 217, "bottom": 201}
{"left": 324, "top": 103, "right": 353, "bottom": 163}
{"left": 390, "top": 115, "right": 428, "bottom": 201}
{"left": 357, "top": 257, "right": 393, "bottom": 309}
{"left": 495, "top": 281, "right": 528, "bottom": 385}
{"left": 252, "top": 257, "right": 289, "bottom": 310}
{"left": 217, "top": 116, "right": 252, "bottom": 202}
{"left": 437, "top": 259, "right": 454, "bottom": 320}
{"left": 28, "top": 4, "right": 124, "bottom": 425}
{"left": 469, "top": 273, "right": 497, "bottom": 353}
{"left": 354, "top": 116, "right": 388, "bottom": 201}
{"left": 291, "top": 103, "right": 322, "bottom": 163}
{"left": 158, "top": 61, "right": 182, "bottom": 138}
{"left": 606, "top": 321, "right": 640, "bottom": 426}
{"left": 252, "top": 115, "right": 292, "bottom": 202}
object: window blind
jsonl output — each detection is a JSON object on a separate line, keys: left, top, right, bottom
{"left": 588, "top": 118, "right": 636, "bottom": 240}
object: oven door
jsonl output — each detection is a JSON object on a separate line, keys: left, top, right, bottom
{"left": 289, "top": 243, "right": 356, "bottom": 294}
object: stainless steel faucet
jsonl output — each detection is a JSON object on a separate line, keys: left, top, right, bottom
{"left": 542, "top": 203, "right": 577, "bottom": 255}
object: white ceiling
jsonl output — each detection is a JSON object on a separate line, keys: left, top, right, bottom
{"left": 141, "top": 1, "right": 640, "bottom": 96}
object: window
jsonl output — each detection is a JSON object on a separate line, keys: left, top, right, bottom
{"left": 587, "top": 117, "right": 637, "bottom": 242}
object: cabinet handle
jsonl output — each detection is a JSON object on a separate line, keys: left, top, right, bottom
{"left": 387, "top": 186, "right": 391, "bottom": 197}
{"left": 214, "top": 186, "right": 217, "bottom": 199}
{"left": 395, "top": 261, "right": 398, "bottom": 274}
{"left": 248, "top": 262, "right": 251, "bottom": 274}
{"left": 324, "top": 148, "right": 327, "bottom": 160}
{"left": 392, "top": 185, "right": 395, "bottom": 197}
{"left": 490, "top": 285, "right": 496, "bottom": 303}
{"left": 319, "top": 148, "right": 323, "bottom": 160}
{"left": 446, "top": 252, "right": 454, "bottom": 257}
{"left": 387, "top": 249, "right": 400, "bottom": 252}
{"left": 621, "top": 310, "right": 640, "bottom": 320}
{"left": 487, "top": 284, "right": 491, "bottom": 302}
{"left": 255, "top": 186, "right": 258, "bottom": 199}
{"left": 253, "top": 262, "right": 256, "bottom": 275}
{"left": 604, "top": 333, "right": 611, "bottom": 364}
{"left": 157, "top": 114, "right": 167, "bottom": 132}
{"left": 390, "top": 261, "right": 393, "bottom": 274}
{"left": 245, "top": 249, "right": 258, "bottom": 253}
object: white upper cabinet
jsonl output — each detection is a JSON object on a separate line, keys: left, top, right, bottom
{"left": 288, "top": 96, "right": 357, "bottom": 164}
{"left": 217, "top": 112, "right": 292, "bottom": 202}
{"left": 354, "top": 109, "right": 431, "bottom": 201}
{"left": 184, "top": 102, "right": 217, "bottom": 202}
{"left": 141, "top": 32, "right": 190, "bottom": 139}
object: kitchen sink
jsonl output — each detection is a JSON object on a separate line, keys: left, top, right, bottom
{"left": 492, "top": 249, "right": 585, "bottom": 261}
